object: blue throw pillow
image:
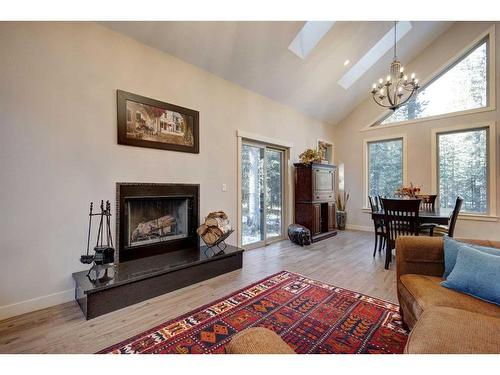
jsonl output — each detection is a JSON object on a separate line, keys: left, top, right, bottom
{"left": 441, "top": 245, "right": 500, "bottom": 305}
{"left": 443, "top": 236, "right": 500, "bottom": 278}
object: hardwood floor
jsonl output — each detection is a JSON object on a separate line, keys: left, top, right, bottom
{"left": 0, "top": 229, "right": 396, "bottom": 353}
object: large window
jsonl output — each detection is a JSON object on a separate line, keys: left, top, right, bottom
{"left": 437, "top": 128, "right": 488, "bottom": 214}
{"left": 366, "top": 137, "right": 404, "bottom": 200}
{"left": 381, "top": 38, "right": 489, "bottom": 125}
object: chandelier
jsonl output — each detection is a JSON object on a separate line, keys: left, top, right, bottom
{"left": 371, "top": 22, "right": 419, "bottom": 111}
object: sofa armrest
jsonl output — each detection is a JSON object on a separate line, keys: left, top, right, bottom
{"left": 396, "top": 236, "right": 445, "bottom": 280}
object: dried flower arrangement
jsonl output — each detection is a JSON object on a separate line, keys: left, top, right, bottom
{"left": 298, "top": 148, "right": 322, "bottom": 165}
{"left": 336, "top": 191, "right": 349, "bottom": 211}
{"left": 395, "top": 183, "right": 421, "bottom": 198}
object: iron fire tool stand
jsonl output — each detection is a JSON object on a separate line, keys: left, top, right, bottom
{"left": 80, "top": 200, "right": 115, "bottom": 284}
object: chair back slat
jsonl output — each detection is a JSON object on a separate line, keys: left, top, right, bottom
{"left": 381, "top": 198, "right": 421, "bottom": 249}
{"left": 447, "top": 196, "right": 463, "bottom": 237}
{"left": 369, "top": 196, "right": 384, "bottom": 228}
{"left": 368, "top": 196, "right": 379, "bottom": 213}
{"left": 416, "top": 194, "right": 437, "bottom": 211}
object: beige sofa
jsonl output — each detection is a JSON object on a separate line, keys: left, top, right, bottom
{"left": 396, "top": 236, "right": 500, "bottom": 353}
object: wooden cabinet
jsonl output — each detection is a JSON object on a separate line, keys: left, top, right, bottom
{"left": 294, "top": 163, "right": 337, "bottom": 242}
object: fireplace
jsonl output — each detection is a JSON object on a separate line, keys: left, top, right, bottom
{"left": 116, "top": 183, "right": 199, "bottom": 262}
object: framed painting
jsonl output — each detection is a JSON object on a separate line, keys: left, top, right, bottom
{"left": 117, "top": 90, "right": 199, "bottom": 153}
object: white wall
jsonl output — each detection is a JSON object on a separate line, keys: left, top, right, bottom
{"left": 0, "top": 22, "right": 332, "bottom": 319}
{"left": 333, "top": 22, "right": 500, "bottom": 239}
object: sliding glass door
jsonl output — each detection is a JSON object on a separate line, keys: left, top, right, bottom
{"left": 241, "top": 142, "right": 284, "bottom": 247}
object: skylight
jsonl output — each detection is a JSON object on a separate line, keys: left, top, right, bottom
{"left": 337, "top": 21, "right": 412, "bottom": 90}
{"left": 288, "top": 21, "right": 336, "bottom": 59}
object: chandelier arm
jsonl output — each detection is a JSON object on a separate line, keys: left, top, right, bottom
{"left": 396, "top": 92, "right": 417, "bottom": 108}
{"left": 371, "top": 94, "right": 392, "bottom": 108}
{"left": 385, "top": 86, "right": 395, "bottom": 108}
{"left": 402, "top": 83, "right": 418, "bottom": 91}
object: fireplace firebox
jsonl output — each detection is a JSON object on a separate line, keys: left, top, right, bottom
{"left": 116, "top": 183, "right": 199, "bottom": 262}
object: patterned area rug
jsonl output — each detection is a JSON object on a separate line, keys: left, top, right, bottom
{"left": 99, "top": 271, "right": 408, "bottom": 354}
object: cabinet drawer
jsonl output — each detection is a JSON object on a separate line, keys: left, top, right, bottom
{"left": 313, "top": 191, "right": 334, "bottom": 202}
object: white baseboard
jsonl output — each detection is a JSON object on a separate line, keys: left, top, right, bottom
{"left": 346, "top": 224, "right": 373, "bottom": 232}
{"left": 0, "top": 288, "right": 74, "bottom": 321}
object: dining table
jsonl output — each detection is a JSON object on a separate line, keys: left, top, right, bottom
{"left": 371, "top": 206, "right": 453, "bottom": 225}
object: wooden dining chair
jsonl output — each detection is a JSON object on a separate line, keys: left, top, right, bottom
{"left": 368, "top": 196, "right": 385, "bottom": 257}
{"left": 416, "top": 194, "right": 437, "bottom": 211}
{"left": 381, "top": 198, "right": 421, "bottom": 270}
{"left": 424, "top": 197, "right": 464, "bottom": 237}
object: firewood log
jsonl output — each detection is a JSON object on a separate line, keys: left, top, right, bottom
{"left": 196, "top": 224, "right": 209, "bottom": 236}
{"left": 210, "top": 226, "right": 224, "bottom": 237}
{"left": 206, "top": 211, "right": 228, "bottom": 220}
{"left": 219, "top": 224, "right": 232, "bottom": 234}
{"left": 202, "top": 231, "right": 218, "bottom": 245}
{"left": 132, "top": 215, "right": 175, "bottom": 241}
{"left": 205, "top": 217, "right": 229, "bottom": 228}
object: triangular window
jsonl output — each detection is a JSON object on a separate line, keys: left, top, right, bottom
{"left": 378, "top": 37, "right": 489, "bottom": 125}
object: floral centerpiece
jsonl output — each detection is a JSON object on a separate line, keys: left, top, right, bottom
{"left": 298, "top": 148, "right": 322, "bottom": 165}
{"left": 395, "top": 183, "right": 421, "bottom": 198}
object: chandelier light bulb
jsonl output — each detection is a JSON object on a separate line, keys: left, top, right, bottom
{"left": 411, "top": 73, "right": 416, "bottom": 79}
{"left": 400, "top": 66, "right": 404, "bottom": 72}
{"left": 404, "top": 75, "right": 408, "bottom": 81}
{"left": 386, "top": 75, "right": 391, "bottom": 82}
{"left": 373, "top": 83, "right": 377, "bottom": 89}
{"left": 379, "top": 78, "right": 383, "bottom": 84}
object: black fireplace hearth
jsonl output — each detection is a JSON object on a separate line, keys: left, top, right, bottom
{"left": 72, "top": 182, "right": 244, "bottom": 320}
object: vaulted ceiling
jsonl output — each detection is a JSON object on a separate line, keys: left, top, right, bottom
{"left": 100, "top": 21, "right": 454, "bottom": 125}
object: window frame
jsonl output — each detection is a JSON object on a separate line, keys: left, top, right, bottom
{"left": 431, "top": 122, "right": 497, "bottom": 219}
{"left": 363, "top": 134, "right": 408, "bottom": 209}
{"left": 363, "top": 26, "right": 496, "bottom": 131}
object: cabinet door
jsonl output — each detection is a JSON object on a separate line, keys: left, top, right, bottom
{"left": 313, "top": 168, "right": 334, "bottom": 201}
{"left": 313, "top": 204, "right": 321, "bottom": 234}
{"left": 328, "top": 203, "right": 336, "bottom": 231}
{"left": 314, "top": 168, "right": 334, "bottom": 190}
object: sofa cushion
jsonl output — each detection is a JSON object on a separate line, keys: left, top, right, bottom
{"left": 399, "top": 274, "right": 500, "bottom": 322}
{"left": 442, "top": 245, "right": 500, "bottom": 305}
{"left": 405, "top": 307, "right": 500, "bottom": 353}
{"left": 443, "top": 236, "right": 500, "bottom": 278}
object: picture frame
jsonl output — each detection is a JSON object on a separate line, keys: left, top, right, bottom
{"left": 317, "top": 139, "right": 334, "bottom": 164}
{"left": 117, "top": 90, "right": 199, "bottom": 153}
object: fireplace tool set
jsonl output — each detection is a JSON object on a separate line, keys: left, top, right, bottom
{"left": 80, "top": 200, "right": 115, "bottom": 283}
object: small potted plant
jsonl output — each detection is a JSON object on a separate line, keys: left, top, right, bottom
{"left": 336, "top": 191, "right": 349, "bottom": 230}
